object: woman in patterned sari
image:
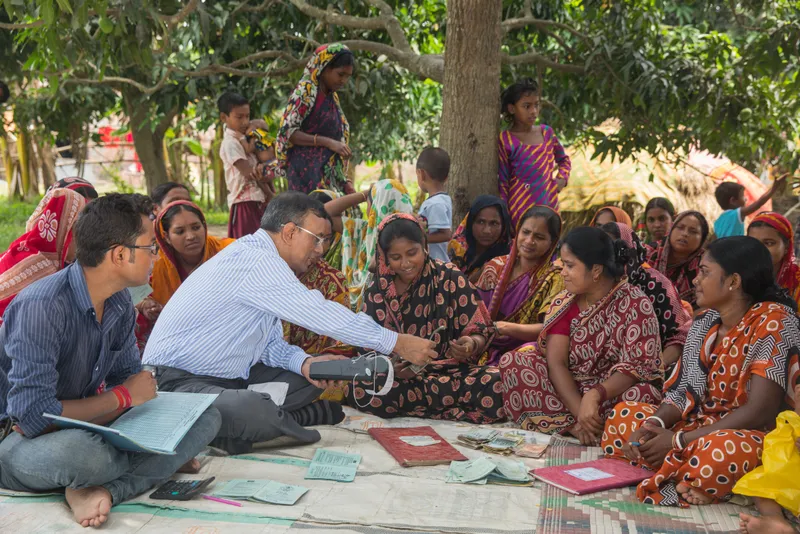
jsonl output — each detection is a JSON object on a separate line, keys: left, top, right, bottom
{"left": 344, "top": 213, "right": 504, "bottom": 423}
{"left": 448, "top": 195, "right": 513, "bottom": 282}
{"left": 475, "top": 206, "right": 564, "bottom": 365}
{"left": 747, "top": 212, "right": 800, "bottom": 310}
{"left": 647, "top": 210, "right": 710, "bottom": 310}
{"left": 601, "top": 222, "right": 692, "bottom": 370}
{"left": 340, "top": 179, "right": 414, "bottom": 309}
{"left": 0, "top": 188, "right": 86, "bottom": 322}
{"left": 273, "top": 43, "right": 356, "bottom": 195}
{"left": 603, "top": 236, "right": 800, "bottom": 508}
{"left": 499, "top": 226, "right": 663, "bottom": 444}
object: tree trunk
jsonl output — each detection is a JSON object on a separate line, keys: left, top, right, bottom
{"left": 16, "top": 128, "right": 35, "bottom": 199}
{"left": 440, "top": 0, "right": 503, "bottom": 223}
{"left": 0, "top": 123, "right": 17, "bottom": 200}
{"left": 36, "top": 138, "right": 57, "bottom": 189}
{"left": 211, "top": 124, "right": 228, "bottom": 210}
{"left": 123, "top": 88, "right": 170, "bottom": 193}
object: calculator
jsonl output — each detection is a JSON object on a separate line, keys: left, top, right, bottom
{"left": 150, "top": 477, "right": 216, "bottom": 500}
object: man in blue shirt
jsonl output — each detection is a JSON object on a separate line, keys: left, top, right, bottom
{"left": 0, "top": 194, "right": 220, "bottom": 528}
{"left": 144, "top": 192, "right": 437, "bottom": 453}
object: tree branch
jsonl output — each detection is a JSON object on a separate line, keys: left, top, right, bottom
{"left": 340, "top": 40, "right": 444, "bottom": 82}
{"left": 502, "top": 16, "right": 589, "bottom": 41}
{"left": 288, "top": 0, "right": 385, "bottom": 30}
{"left": 363, "top": 0, "right": 411, "bottom": 52}
{"left": 160, "top": 0, "right": 200, "bottom": 26}
{"left": 502, "top": 52, "right": 585, "bottom": 74}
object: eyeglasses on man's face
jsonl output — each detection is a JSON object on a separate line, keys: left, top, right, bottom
{"left": 284, "top": 224, "right": 330, "bottom": 249}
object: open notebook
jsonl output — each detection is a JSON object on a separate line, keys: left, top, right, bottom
{"left": 45, "top": 391, "right": 218, "bottom": 455}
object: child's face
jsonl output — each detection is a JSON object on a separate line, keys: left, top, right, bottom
{"left": 508, "top": 92, "right": 541, "bottom": 127}
{"left": 222, "top": 104, "right": 251, "bottom": 135}
{"left": 733, "top": 189, "right": 746, "bottom": 208}
{"left": 416, "top": 169, "right": 429, "bottom": 193}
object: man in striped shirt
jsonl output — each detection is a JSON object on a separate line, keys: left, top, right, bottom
{"left": 143, "top": 192, "right": 436, "bottom": 453}
{"left": 0, "top": 194, "right": 221, "bottom": 528}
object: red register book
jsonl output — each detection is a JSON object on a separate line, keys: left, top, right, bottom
{"left": 533, "top": 458, "right": 652, "bottom": 495}
{"left": 368, "top": 426, "right": 468, "bottom": 467}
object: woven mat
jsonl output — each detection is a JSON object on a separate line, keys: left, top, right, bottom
{"left": 536, "top": 437, "right": 746, "bottom": 534}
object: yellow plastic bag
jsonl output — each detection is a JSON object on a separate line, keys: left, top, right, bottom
{"left": 733, "top": 410, "right": 800, "bottom": 515}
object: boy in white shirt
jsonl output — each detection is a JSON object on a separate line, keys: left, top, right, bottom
{"left": 416, "top": 147, "right": 453, "bottom": 262}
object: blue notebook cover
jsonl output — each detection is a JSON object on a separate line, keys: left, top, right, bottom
{"left": 44, "top": 392, "right": 218, "bottom": 455}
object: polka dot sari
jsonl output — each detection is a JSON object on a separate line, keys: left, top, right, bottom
{"left": 602, "top": 302, "right": 800, "bottom": 506}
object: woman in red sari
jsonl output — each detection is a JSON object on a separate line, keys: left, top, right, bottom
{"left": 499, "top": 226, "right": 662, "bottom": 444}
{"left": 603, "top": 236, "right": 800, "bottom": 507}
{"left": 475, "top": 205, "right": 564, "bottom": 365}
{"left": 747, "top": 212, "right": 800, "bottom": 309}
{"left": 344, "top": 213, "right": 503, "bottom": 423}
{"left": 0, "top": 188, "right": 86, "bottom": 322}
{"left": 647, "top": 210, "right": 710, "bottom": 310}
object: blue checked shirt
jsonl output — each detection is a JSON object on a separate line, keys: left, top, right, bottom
{"left": 0, "top": 263, "right": 141, "bottom": 438}
{"left": 142, "top": 229, "right": 398, "bottom": 378}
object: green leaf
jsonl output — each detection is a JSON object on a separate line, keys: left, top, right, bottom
{"left": 54, "top": 0, "right": 72, "bottom": 14}
{"left": 98, "top": 16, "right": 113, "bottom": 34}
{"left": 186, "top": 139, "right": 204, "bottom": 157}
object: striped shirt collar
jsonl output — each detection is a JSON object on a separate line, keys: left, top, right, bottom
{"left": 66, "top": 262, "right": 130, "bottom": 319}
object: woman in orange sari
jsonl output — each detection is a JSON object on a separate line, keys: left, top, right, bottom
{"left": 135, "top": 201, "right": 235, "bottom": 350}
{"left": 747, "top": 212, "right": 800, "bottom": 309}
{"left": 0, "top": 188, "right": 86, "bottom": 322}
{"left": 603, "top": 236, "right": 800, "bottom": 507}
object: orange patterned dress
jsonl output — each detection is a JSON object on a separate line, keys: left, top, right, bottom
{"left": 602, "top": 302, "right": 800, "bottom": 506}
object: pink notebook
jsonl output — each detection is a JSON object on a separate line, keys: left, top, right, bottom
{"left": 533, "top": 458, "right": 651, "bottom": 495}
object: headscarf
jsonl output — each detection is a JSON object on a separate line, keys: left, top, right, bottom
{"left": 341, "top": 179, "right": 413, "bottom": 309}
{"left": 590, "top": 206, "right": 633, "bottom": 228}
{"left": 310, "top": 188, "right": 344, "bottom": 269}
{"left": 478, "top": 206, "right": 562, "bottom": 323}
{"left": 0, "top": 188, "right": 86, "bottom": 318}
{"left": 448, "top": 195, "right": 513, "bottom": 277}
{"left": 613, "top": 223, "right": 691, "bottom": 350}
{"left": 25, "top": 178, "right": 96, "bottom": 230}
{"left": 748, "top": 212, "right": 800, "bottom": 305}
{"left": 273, "top": 43, "right": 351, "bottom": 179}
{"left": 150, "top": 200, "right": 235, "bottom": 305}
{"left": 647, "top": 210, "right": 710, "bottom": 309}
{"left": 365, "top": 213, "right": 494, "bottom": 361}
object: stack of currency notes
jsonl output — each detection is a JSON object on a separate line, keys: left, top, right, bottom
{"left": 446, "top": 457, "right": 533, "bottom": 486}
{"left": 456, "top": 428, "right": 499, "bottom": 449}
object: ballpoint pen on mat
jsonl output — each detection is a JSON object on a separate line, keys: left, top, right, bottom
{"left": 202, "top": 494, "right": 242, "bottom": 507}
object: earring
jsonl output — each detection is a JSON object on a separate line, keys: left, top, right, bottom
{"left": 729, "top": 287, "right": 733, "bottom": 291}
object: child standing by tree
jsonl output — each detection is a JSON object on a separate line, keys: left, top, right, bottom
{"left": 218, "top": 92, "right": 272, "bottom": 238}
{"left": 498, "top": 79, "right": 571, "bottom": 227}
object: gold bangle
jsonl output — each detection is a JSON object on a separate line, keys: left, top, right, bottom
{"left": 314, "top": 134, "right": 318, "bottom": 147}
{"left": 360, "top": 192, "right": 368, "bottom": 202}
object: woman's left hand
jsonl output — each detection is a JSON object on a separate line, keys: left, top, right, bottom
{"left": 555, "top": 178, "right": 567, "bottom": 192}
{"left": 343, "top": 181, "right": 356, "bottom": 195}
{"left": 637, "top": 423, "right": 676, "bottom": 468}
{"left": 577, "top": 389, "right": 604, "bottom": 437}
{"left": 447, "top": 336, "right": 479, "bottom": 361}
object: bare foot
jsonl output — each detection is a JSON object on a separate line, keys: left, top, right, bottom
{"left": 65, "top": 486, "right": 112, "bottom": 528}
{"left": 739, "top": 513, "right": 796, "bottom": 534}
{"left": 176, "top": 457, "right": 201, "bottom": 474}
{"left": 676, "top": 482, "right": 713, "bottom": 505}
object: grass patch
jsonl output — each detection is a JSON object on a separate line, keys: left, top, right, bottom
{"left": 0, "top": 199, "right": 41, "bottom": 251}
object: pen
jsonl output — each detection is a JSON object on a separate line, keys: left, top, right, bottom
{"left": 202, "top": 494, "right": 242, "bottom": 507}
{"left": 629, "top": 441, "right": 641, "bottom": 447}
